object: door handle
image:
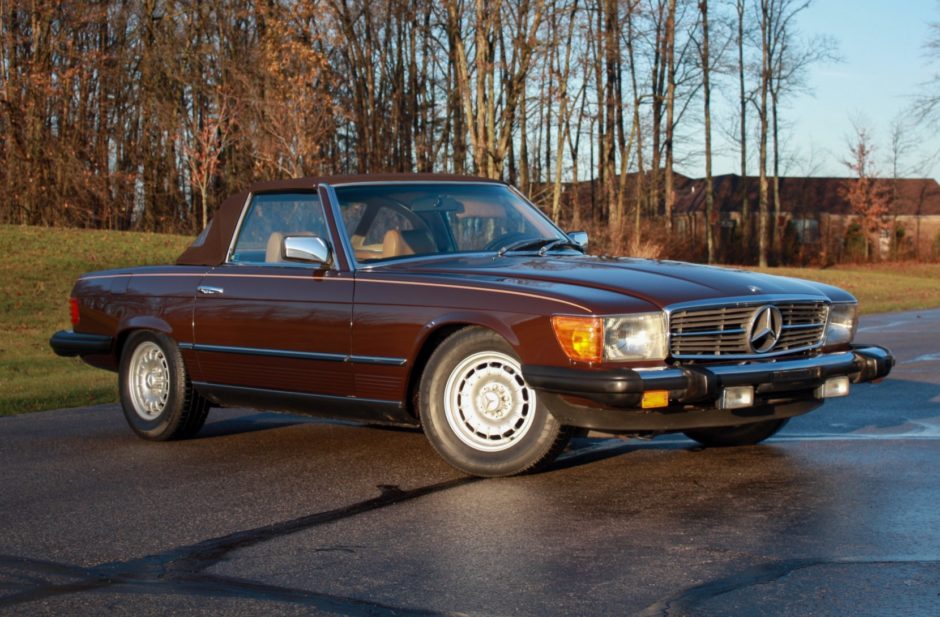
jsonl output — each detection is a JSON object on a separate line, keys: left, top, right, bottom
{"left": 197, "top": 285, "right": 224, "bottom": 295}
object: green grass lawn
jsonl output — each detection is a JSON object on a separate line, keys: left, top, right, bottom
{"left": 1, "top": 225, "right": 938, "bottom": 416}
{"left": 0, "top": 225, "right": 192, "bottom": 415}
{"left": 758, "top": 263, "right": 940, "bottom": 314}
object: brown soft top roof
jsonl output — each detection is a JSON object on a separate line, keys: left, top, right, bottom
{"left": 176, "top": 173, "right": 503, "bottom": 266}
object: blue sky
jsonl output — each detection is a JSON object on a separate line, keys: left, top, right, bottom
{"left": 706, "top": 0, "right": 940, "bottom": 180}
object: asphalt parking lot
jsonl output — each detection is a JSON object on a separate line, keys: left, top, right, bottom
{"left": 2, "top": 309, "right": 939, "bottom": 616}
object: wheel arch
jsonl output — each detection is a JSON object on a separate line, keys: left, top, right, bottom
{"left": 403, "top": 313, "right": 521, "bottom": 421}
{"left": 114, "top": 316, "right": 176, "bottom": 363}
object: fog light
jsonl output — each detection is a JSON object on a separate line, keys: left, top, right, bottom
{"left": 641, "top": 390, "right": 669, "bottom": 409}
{"left": 719, "top": 386, "right": 754, "bottom": 410}
{"left": 816, "top": 376, "right": 850, "bottom": 399}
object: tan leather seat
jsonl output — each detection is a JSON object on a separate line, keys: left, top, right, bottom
{"left": 381, "top": 229, "right": 436, "bottom": 258}
{"left": 265, "top": 232, "right": 285, "bottom": 262}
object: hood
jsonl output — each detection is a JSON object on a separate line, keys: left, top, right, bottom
{"left": 380, "top": 254, "right": 854, "bottom": 309}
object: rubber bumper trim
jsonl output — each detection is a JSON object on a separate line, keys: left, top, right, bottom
{"left": 49, "top": 330, "right": 113, "bottom": 357}
{"left": 850, "top": 344, "right": 894, "bottom": 382}
{"left": 523, "top": 345, "right": 894, "bottom": 409}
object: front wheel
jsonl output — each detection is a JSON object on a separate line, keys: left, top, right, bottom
{"left": 119, "top": 331, "right": 209, "bottom": 441}
{"left": 683, "top": 418, "right": 789, "bottom": 448}
{"left": 419, "top": 328, "right": 571, "bottom": 477}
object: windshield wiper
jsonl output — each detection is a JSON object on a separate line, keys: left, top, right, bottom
{"left": 497, "top": 238, "right": 556, "bottom": 257}
{"left": 537, "top": 239, "right": 586, "bottom": 256}
{"left": 497, "top": 237, "right": 586, "bottom": 257}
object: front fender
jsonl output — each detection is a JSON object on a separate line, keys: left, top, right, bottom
{"left": 411, "top": 310, "right": 523, "bottom": 354}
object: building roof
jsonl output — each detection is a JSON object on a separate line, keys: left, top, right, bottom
{"left": 674, "top": 174, "right": 940, "bottom": 217}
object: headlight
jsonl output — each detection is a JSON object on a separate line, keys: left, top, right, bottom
{"left": 551, "top": 312, "right": 667, "bottom": 363}
{"left": 603, "top": 313, "right": 667, "bottom": 361}
{"left": 824, "top": 303, "right": 858, "bottom": 346}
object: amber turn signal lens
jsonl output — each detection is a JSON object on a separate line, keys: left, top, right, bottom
{"left": 69, "top": 297, "right": 80, "bottom": 327}
{"left": 641, "top": 390, "right": 669, "bottom": 409}
{"left": 551, "top": 316, "right": 604, "bottom": 363}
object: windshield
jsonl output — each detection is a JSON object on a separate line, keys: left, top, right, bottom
{"left": 333, "top": 183, "right": 567, "bottom": 263}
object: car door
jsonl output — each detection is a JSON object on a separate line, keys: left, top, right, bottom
{"left": 192, "top": 191, "right": 355, "bottom": 398}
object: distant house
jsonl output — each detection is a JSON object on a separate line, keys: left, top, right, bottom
{"left": 673, "top": 174, "right": 940, "bottom": 259}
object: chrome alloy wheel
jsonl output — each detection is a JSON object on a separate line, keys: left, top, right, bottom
{"left": 443, "top": 351, "right": 537, "bottom": 452}
{"left": 128, "top": 341, "right": 170, "bottom": 420}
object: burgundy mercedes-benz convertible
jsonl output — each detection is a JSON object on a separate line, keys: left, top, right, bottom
{"left": 51, "top": 175, "right": 894, "bottom": 476}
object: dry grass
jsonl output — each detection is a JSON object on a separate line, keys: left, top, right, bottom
{"left": 757, "top": 263, "right": 940, "bottom": 314}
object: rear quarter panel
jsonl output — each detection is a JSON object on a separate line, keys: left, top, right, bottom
{"left": 72, "top": 266, "right": 207, "bottom": 373}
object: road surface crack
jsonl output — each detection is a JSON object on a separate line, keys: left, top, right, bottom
{"left": 0, "top": 478, "right": 477, "bottom": 615}
{"left": 632, "top": 557, "right": 940, "bottom": 617}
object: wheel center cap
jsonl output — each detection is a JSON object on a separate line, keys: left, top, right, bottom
{"left": 146, "top": 371, "right": 164, "bottom": 390}
{"left": 483, "top": 391, "right": 500, "bottom": 412}
{"left": 477, "top": 385, "right": 509, "bottom": 419}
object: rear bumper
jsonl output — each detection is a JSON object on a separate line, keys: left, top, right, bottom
{"left": 523, "top": 345, "right": 894, "bottom": 432}
{"left": 49, "top": 330, "right": 113, "bottom": 357}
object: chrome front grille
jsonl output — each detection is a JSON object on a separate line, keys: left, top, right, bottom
{"left": 669, "top": 301, "right": 830, "bottom": 360}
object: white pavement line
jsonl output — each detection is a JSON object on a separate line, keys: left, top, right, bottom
{"left": 770, "top": 433, "right": 940, "bottom": 442}
{"left": 580, "top": 431, "right": 940, "bottom": 449}
{"left": 857, "top": 314, "right": 939, "bottom": 333}
{"left": 901, "top": 353, "right": 940, "bottom": 364}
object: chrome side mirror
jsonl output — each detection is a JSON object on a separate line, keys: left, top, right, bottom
{"left": 283, "top": 235, "right": 332, "bottom": 267}
{"left": 567, "top": 230, "right": 589, "bottom": 250}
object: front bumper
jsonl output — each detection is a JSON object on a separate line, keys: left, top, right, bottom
{"left": 49, "top": 330, "right": 113, "bottom": 357}
{"left": 523, "top": 345, "right": 894, "bottom": 432}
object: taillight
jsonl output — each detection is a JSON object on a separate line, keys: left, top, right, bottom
{"left": 69, "top": 297, "right": 80, "bottom": 327}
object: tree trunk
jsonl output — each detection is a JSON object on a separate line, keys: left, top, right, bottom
{"left": 626, "top": 4, "right": 646, "bottom": 243}
{"left": 663, "top": 0, "right": 677, "bottom": 234}
{"left": 736, "top": 0, "right": 749, "bottom": 258}
{"left": 591, "top": 4, "right": 605, "bottom": 218}
{"left": 551, "top": 0, "right": 580, "bottom": 224}
{"left": 701, "top": 0, "right": 715, "bottom": 263}
{"left": 603, "top": 0, "right": 620, "bottom": 247}
{"left": 757, "top": 0, "right": 770, "bottom": 267}
{"left": 771, "top": 91, "right": 782, "bottom": 264}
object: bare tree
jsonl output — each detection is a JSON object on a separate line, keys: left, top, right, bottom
{"left": 445, "top": 0, "right": 547, "bottom": 179}
{"left": 0, "top": 0, "right": 850, "bottom": 265}
{"left": 184, "top": 99, "right": 234, "bottom": 230}
{"left": 663, "top": 0, "right": 678, "bottom": 231}
{"left": 550, "top": 0, "right": 582, "bottom": 223}
{"left": 735, "top": 0, "right": 751, "bottom": 255}
{"left": 841, "top": 121, "right": 891, "bottom": 261}
{"left": 915, "top": 15, "right": 940, "bottom": 124}
{"left": 765, "top": 0, "right": 836, "bottom": 262}
{"left": 698, "top": 0, "right": 715, "bottom": 262}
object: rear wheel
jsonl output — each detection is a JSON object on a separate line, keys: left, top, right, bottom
{"left": 683, "top": 418, "right": 789, "bottom": 448}
{"left": 419, "top": 328, "right": 571, "bottom": 477}
{"left": 119, "top": 331, "right": 209, "bottom": 441}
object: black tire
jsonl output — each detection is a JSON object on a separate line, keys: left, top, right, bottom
{"left": 119, "top": 331, "right": 209, "bottom": 441}
{"left": 418, "top": 327, "right": 571, "bottom": 477}
{"left": 683, "top": 418, "right": 789, "bottom": 448}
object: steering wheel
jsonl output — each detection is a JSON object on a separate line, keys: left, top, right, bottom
{"left": 351, "top": 198, "right": 436, "bottom": 247}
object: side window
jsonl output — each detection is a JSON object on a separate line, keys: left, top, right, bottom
{"left": 340, "top": 201, "right": 422, "bottom": 261}
{"left": 363, "top": 206, "right": 418, "bottom": 245}
{"left": 230, "top": 193, "right": 329, "bottom": 264}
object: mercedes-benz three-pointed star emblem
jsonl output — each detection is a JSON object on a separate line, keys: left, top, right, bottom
{"left": 747, "top": 305, "right": 783, "bottom": 353}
